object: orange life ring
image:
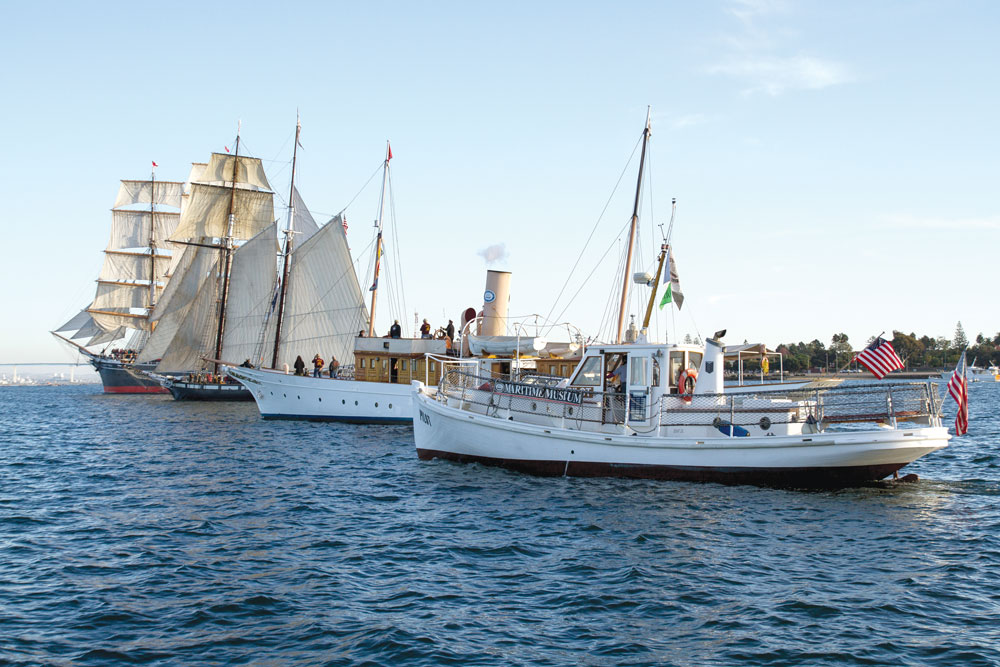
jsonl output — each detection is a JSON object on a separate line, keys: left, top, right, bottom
{"left": 678, "top": 368, "right": 697, "bottom": 401}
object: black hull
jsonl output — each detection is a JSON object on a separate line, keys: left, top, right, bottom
{"left": 415, "top": 449, "right": 909, "bottom": 489}
{"left": 167, "top": 382, "right": 253, "bottom": 401}
{"left": 92, "top": 359, "right": 167, "bottom": 394}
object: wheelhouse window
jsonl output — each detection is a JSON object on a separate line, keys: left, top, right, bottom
{"left": 688, "top": 352, "right": 703, "bottom": 370}
{"left": 669, "top": 351, "right": 684, "bottom": 389}
{"left": 629, "top": 357, "right": 649, "bottom": 387}
{"left": 571, "top": 356, "right": 603, "bottom": 386}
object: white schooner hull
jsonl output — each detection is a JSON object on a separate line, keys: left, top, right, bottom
{"left": 412, "top": 384, "right": 950, "bottom": 487}
{"left": 227, "top": 367, "right": 412, "bottom": 424}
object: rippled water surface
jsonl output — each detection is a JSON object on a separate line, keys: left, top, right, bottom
{"left": 1, "top": 383, "right": 998, "bottom": 666}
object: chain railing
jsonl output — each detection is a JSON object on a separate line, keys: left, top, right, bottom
{"left": 433, "top": 368, "right": 943, "bottom": 432}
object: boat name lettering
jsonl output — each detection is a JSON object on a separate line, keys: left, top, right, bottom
{"left": 493, "top": 380, "right": 584, "bottom": 405}
{"left": 419, "top": 409, "right": 432, "bottom": 426}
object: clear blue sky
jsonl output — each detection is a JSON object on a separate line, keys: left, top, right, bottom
{"left": 2, "top": 0, "right": 997, "bottom": 363}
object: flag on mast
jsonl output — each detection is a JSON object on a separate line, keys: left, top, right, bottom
{"left": 947, "top": 349, "right": 969, "bottom": 436}
{"left": 387, "top": 142, "right": 393, "bottom": 162}
{"left": 658, "top": 247, "right": 684, "bottom": 310}
{"left": 852, "top": 336, "right": 904, "bottom": 379}
{"left": 151, "top": 161, "right": 158, "bottom": 168}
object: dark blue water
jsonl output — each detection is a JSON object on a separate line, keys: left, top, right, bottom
{"left": 1, "top": 383, "right": 998, "bottom": 666}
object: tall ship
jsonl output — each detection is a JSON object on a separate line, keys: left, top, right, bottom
{"left": 52, "top": 169, "right": 185, "bottom": 393}
{"left": 140, "top": 131, "right": 281, "bottom": 400}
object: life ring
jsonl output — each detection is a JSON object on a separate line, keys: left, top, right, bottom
{"left": 678, "top": 368, "right": 697, "bottom": 401}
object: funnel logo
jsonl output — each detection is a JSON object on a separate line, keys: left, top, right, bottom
{"left": 484, "top": 290, "right": 496, "bottom": 303}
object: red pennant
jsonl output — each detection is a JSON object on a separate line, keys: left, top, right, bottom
{"left": 151, "top": 161, "right": 158, "bottom": 167}
{"left": 387, "top": 142, "right": 393, "bottom": 161}
{"left": 224, "top": 146, "right": 230, "bottom": 153}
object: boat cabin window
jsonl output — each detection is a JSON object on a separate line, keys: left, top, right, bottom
{"left": 359, "top": 358, "right": 366, "bottom": 369}
{"left": 688, "top": 352, "right": 702, "bottom": 371}
{"left": 571, "top": 356, "right": 603, "bottom": 386}
{"left": 652, "top": 357, "right": 660, "bottom": 388}
{"left": 605, "top": 353, "right": 628, "bottom": 390}
{"left": 629, "top": 356, "right": 649, "bottom": 387}
{"left": 669, "top": 351, "right": 684, "bottom": 389}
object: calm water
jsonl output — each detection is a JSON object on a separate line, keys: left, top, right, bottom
{"left": 1, "top": 383, "right": 998, "bottom": 666}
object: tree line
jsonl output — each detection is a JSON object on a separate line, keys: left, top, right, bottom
{"left": 770, "top": 322, "right": 997, "bottom": 373}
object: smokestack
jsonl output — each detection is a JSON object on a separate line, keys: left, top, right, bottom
{"left": 481, "top": 270, "right": 511, "bottom": 337}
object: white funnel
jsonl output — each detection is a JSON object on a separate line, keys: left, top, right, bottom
{"left": 481, "top": 270, "right": 511, "bottom": 337}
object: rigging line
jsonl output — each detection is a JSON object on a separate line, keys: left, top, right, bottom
{"left": 552, "top": 213, "right": 634, "bottom": 335}
{"left": 542, "top": 133, "right": 643, "bottom": 328}
{"left": 343, "top": 162, "right": 386, "bottom": 217}
{"left": 594, "top": 232, "right": 630, "bottom": 343}
{"left": 387, "top": 169, "right": 408, "bottom": 334}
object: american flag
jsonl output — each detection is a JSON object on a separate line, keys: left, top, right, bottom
{"left": 852, "top": 336, "right": 905, "bottom": 379}
{"left": 947, "top": 350, "right": 969, "bottom": 436}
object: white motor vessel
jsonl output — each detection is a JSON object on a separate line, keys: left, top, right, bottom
{"left": 412, "top": 334, "right": 951, "bottom": 488}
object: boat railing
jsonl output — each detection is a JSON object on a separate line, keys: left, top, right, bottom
{"left": 435, "top": 369, "right": 943, "bottom": 432}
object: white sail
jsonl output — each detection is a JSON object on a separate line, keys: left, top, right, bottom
{"left": 155, "top": 252, "right": 222, "bottom": 371}
{"left": 88, "top": 309, "right": 150, "bottom": 332}
{"left": 87, "top": 328, "right": 125, "bottom": 347}
{"left": 277, "top": 214, "right": 369, "bottom": 368}
{"left": 70, "top": 316, "right": 103, "bottom": 340}
{"left": 99, "top": 250, "right": 171, "bottom": 283}
{"left": 291, "top": 185, "right": 319, "bottom": 244}
{"left": 139, "top": 244, "right": 218, "bottom": 363}
{"left": 114, "top": 180, "right": 184, "bottom": 209}
{"left": 91, "top": 281, "right": 156, "bottom": 310}
{"left": 107, "top": 210, "right": 180, "bottom": 250}
{"left": 170, "top": 183, "right": 274, "bottom": 242}
{"left": 55, "top": 309, "right": 93, "bottom": 333}
{"left": 197, "top": 153, "right": 272, "bottom": 191}
{"left": 185, "top": 162, "right": 208, "bottom": 193}
{"left": 221, "top": 222, "right": 279, "bottom": 365}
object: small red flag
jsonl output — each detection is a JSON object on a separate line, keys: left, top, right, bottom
{"left": 387, "top": 142, "right": 393, "bottom": 161}
{"left": 224, "top": 146, "right": 230, "bottom": 153}
{"left": 342, "top": 216, "right": 349, "bottom": 231}
{"left": 151, "top": 161, "right": 158, "bottom": 167}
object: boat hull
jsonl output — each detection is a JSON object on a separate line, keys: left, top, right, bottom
{"left": 412, "top": 385, "right": 950, "bottom": 488}
{"left": 165, "top": 382, "right": 253, "bottom": 401}
{"left": 227, "top": 367, "right": 412, "bottom": 424}
{"left": 92, "top": 358, "right": 168, "bottom": 394}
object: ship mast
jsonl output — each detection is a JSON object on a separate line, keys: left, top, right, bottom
{"left": 615, "top": 108, "right": 651, "bottom": 344}
{"left": 148, "top": 165, "right": 158, "bottom": 313}
{"left": 212, "top": 127, "right": 241, "bottom": 373}
{"left": 366, "top": 141, "right": 391, "bottom": 337}
{"left": 270, "top": 115, "right": 301, "bottom": 368}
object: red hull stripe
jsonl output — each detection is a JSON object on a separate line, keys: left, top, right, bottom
{"left": 103, "top": 385, "right": 169, "bottom": 394}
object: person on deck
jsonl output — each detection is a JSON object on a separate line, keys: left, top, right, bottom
{"left": 240, "top": 359, "right": 253, "bottom": 368}
{"left": 293, "top": 355, "right": 306, "bottom": 376}
{"left": 358, "top": 330, "right": 366, "bottom": 337}
{"left": 445, "top": 335, "right": 454, "bottom": 356}
{"left": 446, "top": 319, "right": 455, "bottom": 341}
{"left": 420, "top": 319, "right": 431, "bottom": 339}
{"left": 329, "top": 355, "right": 339, "bottom": 378}
{"left": 312, "top": 354, "right": 324, "bottom": 378}
{"left": 389, "top": 320, "right": 402, "bottom": 338}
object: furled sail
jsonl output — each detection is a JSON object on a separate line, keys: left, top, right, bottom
{"left": 170, "top": 183, "right": 274, "bottom": 241}
{"left": 91, "top": 282, "right": 161, "bottom": 311}
{"left": 197, "top": 153, "right": 272, "bottom": 191}
{"left": 114, "top": 180, "right": 184, "bottom": 209}
{"left": 221, "top": 222, "right": 280, "bottom": 365}
{"left": 277, "top": 213, "right": 369, "bottom": 368}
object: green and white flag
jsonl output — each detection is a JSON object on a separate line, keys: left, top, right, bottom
{"left": 658, "top": 247, "right": 684, "bottom": 310}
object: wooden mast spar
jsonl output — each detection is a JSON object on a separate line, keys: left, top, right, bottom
{"left": 366, "top": 141, "right": 391, "bottom": 337}
{"left": 615, "top": 108, "right": 651, "bottom": 344}
{"left": 270, "top": 115, "right": 301, "bottom": 368}
{"left": 212, "top": 128, "right": 241, "bottom": 373}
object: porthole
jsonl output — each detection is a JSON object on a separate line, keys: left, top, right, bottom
{"left": 568, "top": 407, "right": 574, "bottom": 416}
{"left": 318, "top": 397, "right": 322, "bottom": 402}
{"left": 283, "top": 393, "right": 286, "bottom": 398}
{"left": 355, "top": 400, "right": 358, "bottom": 406}
{"left": 375, "top": 402, "right": 379, "bottom": 408}
{"left": 760, "top": 416, "right": 772, "bottom": 430}
{"left": 388, "top": 403, "right": 393, "bottom": 409}
{"left": 297, "top": 395, "right": 301, "bottom": 400}
{"left": 342, "top": 399, "right": 346, "bottom": 404}
{"left": 531, "top": 402, "right": 537, "bottom": 411}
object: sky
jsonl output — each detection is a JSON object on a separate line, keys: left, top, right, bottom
{"left": 1, "top": 0, "right": 997, "bottom": 363}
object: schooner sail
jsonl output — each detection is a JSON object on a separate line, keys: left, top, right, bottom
{"left": 51, "top": 169, "right": 185, "bottom": 393}
{"left": 142, "top": 140, "right": 281, "bottom": 400}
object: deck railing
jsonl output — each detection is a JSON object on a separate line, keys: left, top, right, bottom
{"left": 433, "top": 366, "right": 943, "bottom": 432}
